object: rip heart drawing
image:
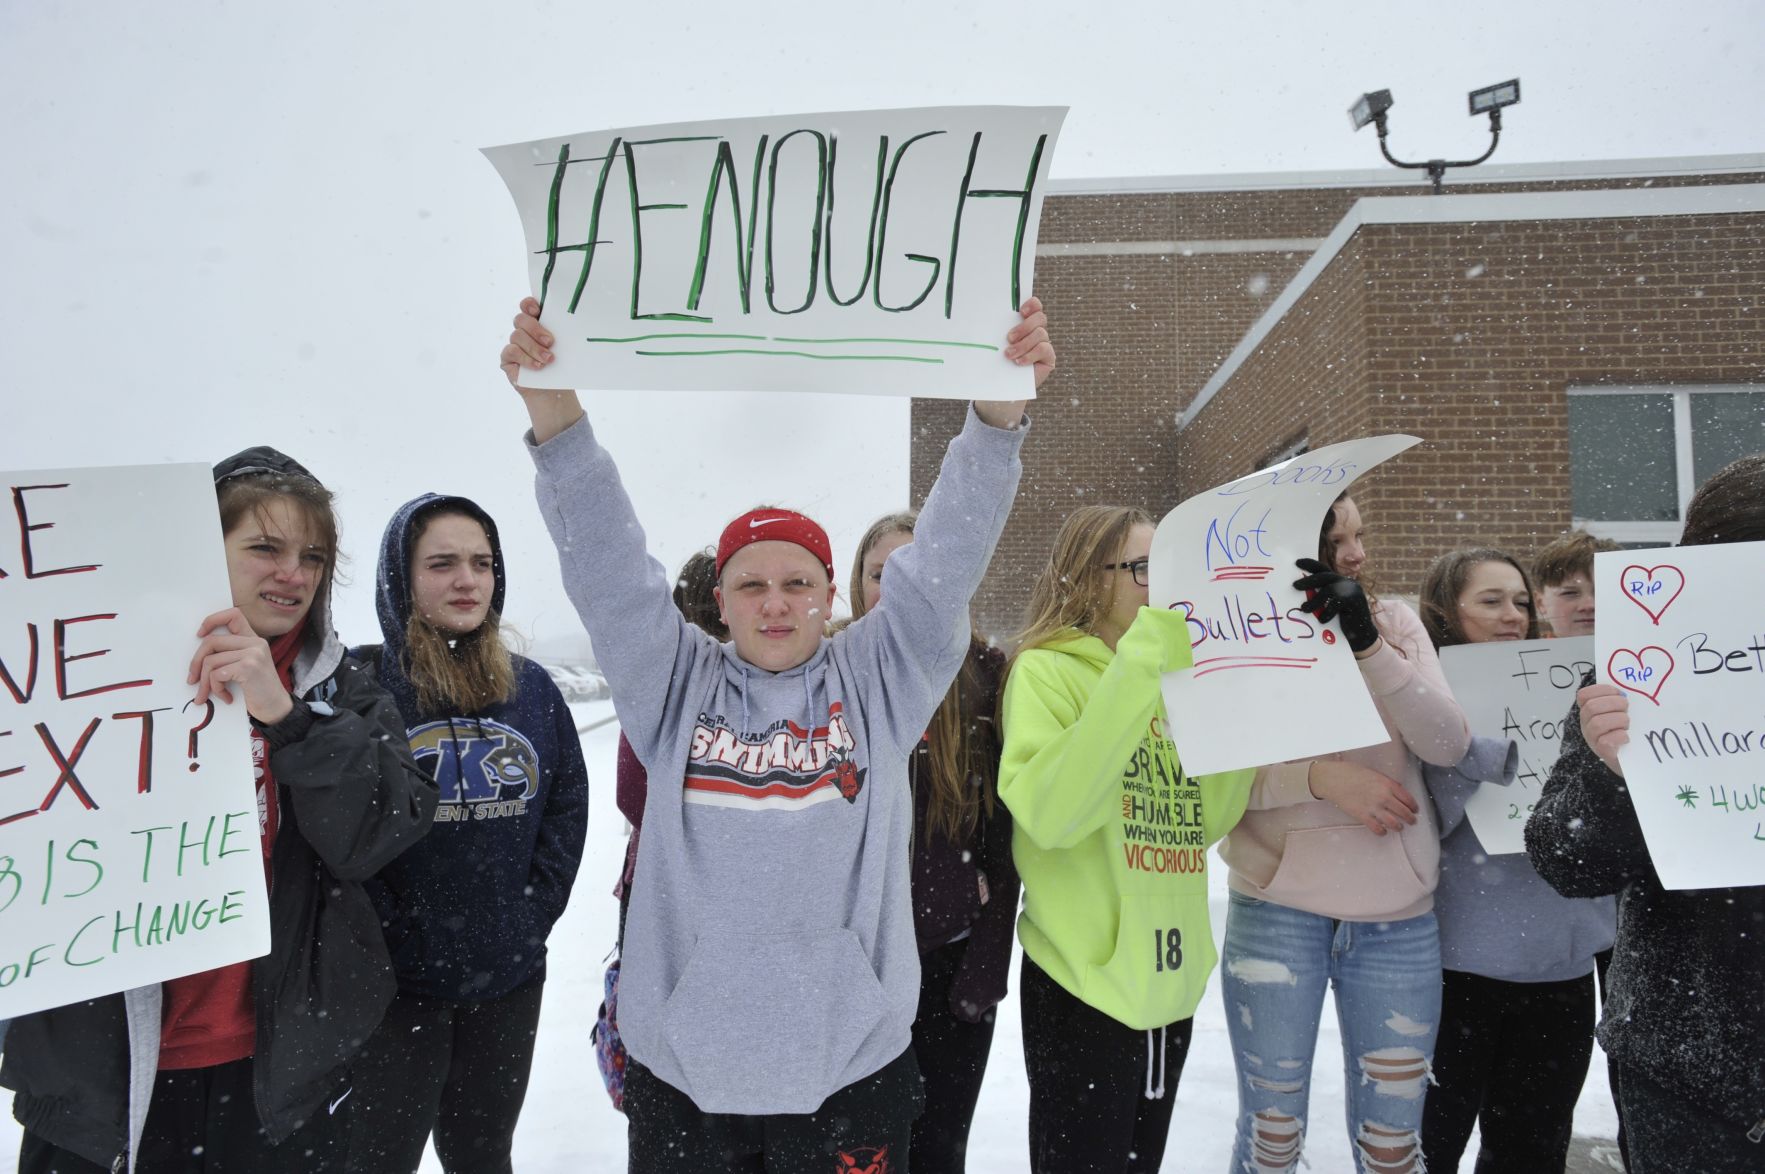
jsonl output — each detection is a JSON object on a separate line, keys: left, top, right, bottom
{"left": 1619, "top": 564, "right": 1686, "bottom": 625}
{"left": 1607, "top": 646, "right": 1675, "bottom": 704}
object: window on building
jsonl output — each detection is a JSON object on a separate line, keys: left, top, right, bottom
{"left": 1568, "top": 386, "right": 1765, "bottom": 544}
{"left": 1259, "top": 432, "right": 1310, "bottom": 470}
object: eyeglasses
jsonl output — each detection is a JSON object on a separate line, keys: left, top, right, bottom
{"left": 1102, "top": 558, "right": 1150, "bottom": 586}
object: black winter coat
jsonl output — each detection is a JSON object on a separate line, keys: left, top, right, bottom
{"left": 1524, "top": 682, "right": 1765, "bottom": 1135}
{"left": 1, "top": 652, "right": 438, "bottom": 1168}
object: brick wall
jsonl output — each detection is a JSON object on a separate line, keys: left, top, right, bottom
{"left": 914, "top": 170, "right": 1765, "bottom": 640}
{"left": 1185, "top": 212, "right": 1765, "bottom": 595}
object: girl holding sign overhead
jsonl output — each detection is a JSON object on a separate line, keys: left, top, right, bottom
{"left": 500, "top": 296, "right": 1051, "bottom": 1173}
{"left": 1217, "top": 492, "right": 1470, "bottom": 1174}
{"left": 1526, "top": 453, "right": 1765, "bottom": 1174}
{"left": 998, "top": 505, "right": 1252, "bottom": 1174}
{"left": 342, "top": 493, "right": 589, "bottom": 1174}
{"left": 2, "top": 449, "right": 437, "bottom": 1174}
{"left": 1415, "top": 548, "right": 1615, "bottom": 1174}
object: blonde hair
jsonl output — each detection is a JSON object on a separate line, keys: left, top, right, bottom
{"left": 1011, "top": 505, "right": 1153, "bottom": 664}
{"left": 849, "top": 510, "right": 996, "bottom": 845}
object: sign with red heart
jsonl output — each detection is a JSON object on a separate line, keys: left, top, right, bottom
{"left": 1595, "top": 543, "right": 1765, "bottom": 890}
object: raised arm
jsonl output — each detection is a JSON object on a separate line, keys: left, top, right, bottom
{"left": 999, "top": 608, "right": 1188, "bottom": 851}
{"left": 840, "top": 300, "right": 1049, "bottom": 750}
{"left": 1426, "top": 735, "right": 1517, "bottom": 839}
{"left": 500, "top": 299, "right": 708, "bottom": 766}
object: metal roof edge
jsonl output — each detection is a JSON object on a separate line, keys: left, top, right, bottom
{"left": 1050, "top": 153, "right": 1765, "bottom": 197}
{"left": 1175, "top": 183, "right": 1765, "bottom": 431}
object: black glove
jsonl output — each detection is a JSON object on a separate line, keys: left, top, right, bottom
{"left": 1294, "top": 558, "right": 1380, "bottom": 653}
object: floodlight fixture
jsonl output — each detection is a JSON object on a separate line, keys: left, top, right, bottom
{"left": 1349, "top": 89, "right": 1394, "bottom": 132}
{"left": 1347, "top": 78, "right": 1521, "bottom": 193}
{"left": 1468, "top": 79, "right": 1521, "bottom": 116}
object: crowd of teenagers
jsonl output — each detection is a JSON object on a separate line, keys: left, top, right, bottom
{"left": 0, "top": 294, "right": 1760, "bottom": 1174}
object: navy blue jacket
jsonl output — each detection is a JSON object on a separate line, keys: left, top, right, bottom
{"left": 357, "top": 493, "right": 589, "bottom": 1001}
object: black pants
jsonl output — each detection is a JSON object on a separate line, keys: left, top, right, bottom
{"left": 1618, "top": 1063, "right": 1765, "bottom": 1174}
{"left": 1421, "top": 969, "right": 1596, "bottom": 1172}
{"left": 18, "top": 1057, "right": 345, "bottom": 1174}
{"left": 1020, "top": 954, "right": 1192, "bottom": 1174}
{"left": 625, "top": 1046, "right": 922, "bottom": 1174}
{"left": 909, "top": 937, "right": 999, "bottom": 1174}
{"left": 343, "top": 979, "right": 545, "bottom": 1174}
{"left": 1594, "top": 946, "right": 1632, "bottom": 1168}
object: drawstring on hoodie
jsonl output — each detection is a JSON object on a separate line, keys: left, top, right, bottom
{"left": 1143, "top": 1025, "right": 1167, "bottom": 1100}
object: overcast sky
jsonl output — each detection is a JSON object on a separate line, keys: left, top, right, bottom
{"left": 3, "top": 1, "right": 1759, "bottom": 648}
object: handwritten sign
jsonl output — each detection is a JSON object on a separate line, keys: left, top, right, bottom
{"left": 1149, "top": 435, "right": 1421, "bottom": 774}
{"left": 1, "top": 465, "right": 269, "bottom": 1019}
{"left": 1597, "top": 542, "right": 1765, "bottom": 889}
{"left": 1440, "top": 637, "right": 1593, "bottom": 854}
{"left": 483, "top": 105, "right": 1066, "bottom": 399}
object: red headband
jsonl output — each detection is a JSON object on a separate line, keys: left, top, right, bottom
{"left": 716, "top": 508, "right": 834, "bottom": 578}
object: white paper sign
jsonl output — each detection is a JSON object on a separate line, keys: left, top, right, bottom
{"left": 483, "top": 105, "right": 1066, "bottom": 399}
{"left": 1597, "top": 542, "right": 1765, "bottom": 890}
{"left": 1, "top": 465, "right": 269, "bottom": 1019}
{"left": 1149, "top": 435, "right": 1421, "bottom": 774}
{"left": 1440, "top": 637, "right": 1594, "bottom": 854}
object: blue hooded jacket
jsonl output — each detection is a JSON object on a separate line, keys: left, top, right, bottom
{"left": 356, "top": 493, "right": 590, "bottom": 1001}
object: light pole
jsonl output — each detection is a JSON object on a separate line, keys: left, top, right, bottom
{"left": 1349, "top": 79, "right": 1521, "bottom": 193}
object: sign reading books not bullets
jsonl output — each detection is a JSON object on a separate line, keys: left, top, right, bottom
{"left": 483, "top": 105, "right": 1067, "bottom": 400}
{"left": 1439, "top": 636, "right": 1594, "bottom": 855}
{"left": 1597, "top": 542, "right": 1765, "bottom": 891}
{"left": 1149, "top": 435, "right": 1421, "bottom": 776}
{"left": 1, "top": 464, "right": 269, "bottom": 1020}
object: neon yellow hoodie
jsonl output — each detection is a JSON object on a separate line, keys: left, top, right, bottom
{"left": 999, "top": 607, "right": 1252, "bottom": 1030}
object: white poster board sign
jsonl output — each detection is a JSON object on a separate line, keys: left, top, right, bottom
{"left": 483, "top": 105, "right": 1066, "bottom": 399}
{"left": 1149, "top": 435, "right": 1421, "bottom": 775}
{"left": 1, "top": 465, "right": 269, "bottom": 1019}
{"left": 1440, "top": 636, "right": 1593, "bottom": 854}
{"left": 1597, "top": 542, "right": 1765, "bottom": 890}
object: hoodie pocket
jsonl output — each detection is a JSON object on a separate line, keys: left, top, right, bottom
{"left": 1263, "top": 824, "right": 1430, "bottom": 918}
{"left": 660, "top": 927, "right": 887, "bottom": 1111}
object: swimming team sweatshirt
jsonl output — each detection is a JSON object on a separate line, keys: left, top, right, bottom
{"left": 527, "top": 406, "right": 1024, "bottom": 1115}
{"left": 1000, "top": 609, "right": 1253, "bottom": 1030}
{"left": 1222, "top": 599, "right": 1469, "bottom": 922}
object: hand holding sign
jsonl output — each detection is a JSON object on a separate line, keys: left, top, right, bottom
{"left": 188, "top": 608, "right": 293, "bottom": 725}
{"left": 1577, "top": 682, "right": 1631, "bottom": 777}
{"left": 1293, "top": 559, "right": 1381, "bottom": 654}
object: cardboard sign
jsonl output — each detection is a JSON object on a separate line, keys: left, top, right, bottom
{"left": 1440, "top": 637, "right": 1593, "bottom": 854}
{"left": 0, "top": 466, "right": 269, "bottom": 1019}
{"left": 483, "top": 105, "right": 1066, "bottom": 398}
{"left": 1150, "top": 435, "right": 1421, "bottom": 775}
{"left": 1597, "top": 542, "right": 1765, "bottom": 890}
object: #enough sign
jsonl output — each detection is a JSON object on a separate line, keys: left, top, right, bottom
{"left": 484, "top": 105, "right": 1066, "bottom": 399}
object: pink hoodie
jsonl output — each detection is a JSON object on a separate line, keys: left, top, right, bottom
{"left": 1222, "top": 600, "right": 1469, "bottom": 922}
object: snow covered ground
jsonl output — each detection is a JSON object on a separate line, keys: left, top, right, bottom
{"left": 1, "top": 705, "right": 1618, "bottom": 1172}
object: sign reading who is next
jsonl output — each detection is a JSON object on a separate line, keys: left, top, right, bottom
{"left": 483, "top": 105, "right": 1066, "bottom": 399}
{"left": 1, "top": 465, "right": 269, "bottom": 1020}
{"left": 1597, "top": 542, "right": 1765, "bottom": 890}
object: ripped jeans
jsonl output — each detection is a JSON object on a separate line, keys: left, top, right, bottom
{"left": 1221, "top": 891, "right": 1441, "bottom": 1174}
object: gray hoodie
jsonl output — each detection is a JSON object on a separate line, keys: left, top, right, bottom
{"left": 527, "top": 406, "right": 1024, "bottom": 1115}
{"left": 1427, "top": 735, "right": 1616, "bottom": 983}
